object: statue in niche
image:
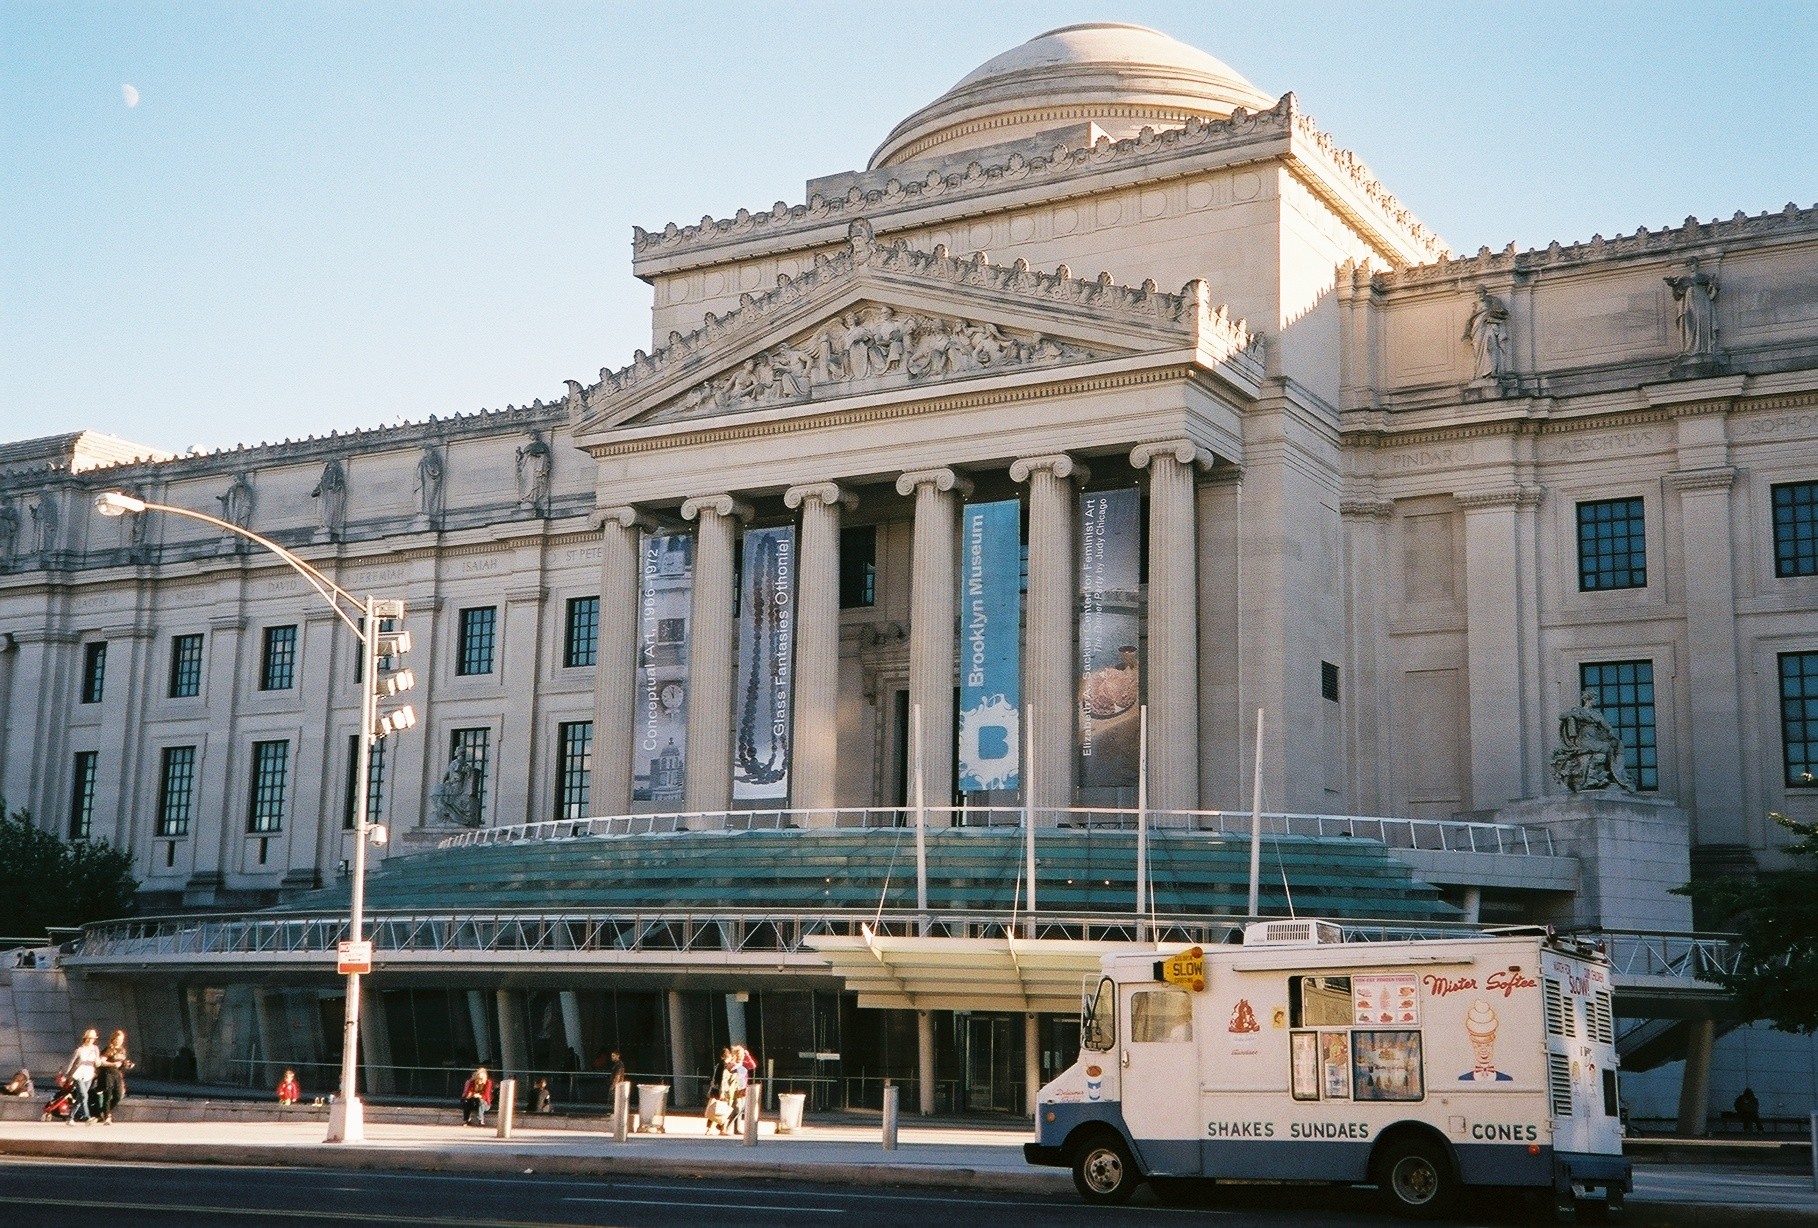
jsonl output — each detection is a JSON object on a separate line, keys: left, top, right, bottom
{"left": 311, "top": 458, "right": 348, "bottom": 536}
{"left": 1463, "top": 287, "right": 1513, "bottom": 387}
{"left": 1665, "top": 259, "right": 1719, "bottom": 359}
{"left": 429, "top": 753, "right": 483, "bottom": 827}
{"left": 0, "top": 499, "right": 18, "bottom": 565}
{"left": 217, "top": 472, "right": 253, "bottom": 531}
{"left": 516, "top": 431, "right": 552, "bottom": 514}
{"left": 1550, "top": 691, "right": 1635, "bottom": 794}
{"left": 415, "top": 444, "right": 446, "bottom": 521}
{"left": 30, "top": 493, "right": 58, "bottom": 555}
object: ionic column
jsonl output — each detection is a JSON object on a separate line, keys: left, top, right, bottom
{"left": 895, "top": 469, "right": 970, "bottom": 812}
{"left": 594, "top": 506, "right": 655, "bottom": 816}
{"left": 784, "top": 482, "right": 854, "bottom": 825}
{"left": 1010, "top": 454, "right": 1087, "bottom": 819}
{"left": 680, "top": 494, "right": 752, "bottom": 814}
{"left": 1132, "top": 440, "right": 1204, "bottom": 814}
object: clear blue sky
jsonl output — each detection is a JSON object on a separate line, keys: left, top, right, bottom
{"left": 3, "top": 1, "right": 1813, "bottom": 455}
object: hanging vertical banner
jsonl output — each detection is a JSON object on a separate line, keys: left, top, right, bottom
{"left": 633, "top": 533, "right": 694, "bottom": 803}
{"left": 1077, "top": 487, "right": 1143, "bottom": 788}
{"left": 733, "top": 525, "right": 796, "bottom": 800}
{"left": 958, "top": 499, "right": 1022, "bottom": 792}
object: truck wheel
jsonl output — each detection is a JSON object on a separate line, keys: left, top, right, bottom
{"left": 1071, "top": 1133, "right": 1139, "bottom": 1204}
{"left": 1376, "top": 1137, "right": 1456, "bottom": 1218}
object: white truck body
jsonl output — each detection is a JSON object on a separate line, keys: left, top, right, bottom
{"left": 1027, "top": 921, "right": 1629, "bottom": 1211}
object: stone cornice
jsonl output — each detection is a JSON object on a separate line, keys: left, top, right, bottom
{"left": 1339, "top": 498, "right": 1395, "bottom": 520}
{"left": 632, "top": 94, "right": 1445, "bottom": 270}
{"left": 1453, "top": 486, "right": 1543, "bottom": 512}
{"left": 679, "top": 494, "right": 754, "bottom": 523}
{"left": 1008, "top": 454, "right": 1089, "bottom": 485}
{"left": 1665, "top": 465, "right": 1737, "bottom": 493}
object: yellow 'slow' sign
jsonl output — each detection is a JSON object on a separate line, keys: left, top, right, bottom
{"left": 1160, "top": 946, "right": 1206, "bottom": 992}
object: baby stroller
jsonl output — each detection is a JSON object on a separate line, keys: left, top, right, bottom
{"left": 42, "top": 1073, "right": 76, "bottom": 1122}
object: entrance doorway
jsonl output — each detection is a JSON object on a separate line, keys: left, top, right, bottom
{"left": 963, "top": 1013, "right": 1020, "bottom": 1112}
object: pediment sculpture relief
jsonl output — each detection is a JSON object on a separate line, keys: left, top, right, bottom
{"left": 656, "top": 305, "right": 1106, "bottom": 420}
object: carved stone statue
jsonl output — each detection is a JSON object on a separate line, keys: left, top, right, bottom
{"left": 311, "top": 458, "right": 348, "bottom": 535}
{"left": 30, "top": 493, "right": 58, "bottom": 555}
{"left": 415, "top": 444, "right": 446, "bottom": 521}
{"left": 0, "top": 499, "right": 18, "bottom": 564}
{"left": 217, "top": 472, "right": 253, "bottom": 531}
{"left": 429, "top": 753, "right": 483, "bottom": 827}
{"left": 1463, "top": 287, "right": 1513, "bottom": 387}
{"left": 1665, "top": 259, "right": 1719, "bottom": 359}
{"left": 516, "top": 431, "right": 552, "bottom": 514}
{"left": 1550, "top": 691, "right": 1635, "bottom": 794}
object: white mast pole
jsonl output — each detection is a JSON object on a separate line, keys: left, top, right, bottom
{"left": 1247, "top": 706, "right": 1265, "bottom": 917}
{"left": 913, "top": 703, "right": 927, "bottom": 920}
{"left": 1135, "top": 704, "right": 1148, "bottom": 925}
{"left": 1023, "top": 704, "right": 1036, "bottom": 925}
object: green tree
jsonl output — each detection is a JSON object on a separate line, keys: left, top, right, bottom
{"left": 0, "top": 803, "right": 138, "bottom": 940}
{"left": 1679, "top": 811, "right": 1818, "bottom": 1033}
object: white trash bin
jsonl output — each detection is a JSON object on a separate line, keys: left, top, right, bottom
{"left": 777, "top": 1092, "right": 806, "bottom": 1134}
{"left": 636, "top": 1083, "right": 669, "bottom": 1133}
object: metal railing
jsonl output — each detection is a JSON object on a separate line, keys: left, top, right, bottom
{"left": 1578, "top": 929, "right": 1740, "bottom": 984}
{"left": 436, "top": 806, "right": 1556, "bottom": 857}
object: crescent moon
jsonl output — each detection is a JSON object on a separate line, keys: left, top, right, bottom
{"left": 122, "top": 84, "right": 140, "bottom": 108}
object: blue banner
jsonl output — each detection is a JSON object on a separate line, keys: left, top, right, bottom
{"left": 734, "top": 525, "right": 796, "bottom": 801}
{"left": 633, "top": 533, "right": 693, "bottom": 804}
{"left": 958, "top": 499, "right": 1022, "bottom": 793}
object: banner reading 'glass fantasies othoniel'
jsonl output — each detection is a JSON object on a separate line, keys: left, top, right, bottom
{"left": 958, "top": 499, "right": 1022, "bottom": 792}
{"left": 633, "top": 533, "right": 693, "bottom": 803}
{"left": 734, "top": 526, "right": 796, "bottom": 801}
{"left": 1077, "top": 488, "right": 1142, "bottom": 788}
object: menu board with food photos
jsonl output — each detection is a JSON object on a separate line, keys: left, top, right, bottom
{"left": 1353, "top": 974, "right": 1420, "bottom": 1027}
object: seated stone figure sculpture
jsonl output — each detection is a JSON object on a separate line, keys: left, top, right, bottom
{"left": 1550, "top": 692, "right": 1635, "bottom": 794}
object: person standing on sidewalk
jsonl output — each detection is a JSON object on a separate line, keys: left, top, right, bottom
{"left": 276, "top": 1069, "right": 301, "bottom": 1105}
{"left": 98, "top": 1029, "right": 132, "bottom": 1124}
{"left": 460, "top": 1066, "right": 494, "bottom": 1127}
{"left": 1734, "top": 1087, "right": 1763, "bottom": 1134}
{"left": 62, "top": 1029, "right": 100, "bottom": 1125}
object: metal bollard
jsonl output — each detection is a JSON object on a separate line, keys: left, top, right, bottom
{"left": 614, "top": 1079, "right": 631, "bottom": 1142}
{"left": 495, "top": 1078, "right": 516, "bottom": 1139}
{"left": 881, "top": 1083, "right": 899, "bottom": 1151}
{"left": 742, "top": 1081, "right": 761, "bottom": 1146}
{"left": 1810, "top": 1111, "right": 1817, "bottom": 1192}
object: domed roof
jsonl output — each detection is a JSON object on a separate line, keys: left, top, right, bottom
{"left": 870, "top": 23, "right": 1275, "bottom": 170}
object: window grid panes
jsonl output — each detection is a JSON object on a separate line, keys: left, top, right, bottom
{"left": 343, "top": 734, "right": 386, "bottom": 830}
{"left": 260, "top": 625, "right": 298, "bottom": 691}
{"left": 1773, "top": 482, "right": 1818, "bottom": 578}
{"left": 80, "top": 642, "right": 106, "bottom": 704}
{"left": 556, "top": 721, "right": 593, "bottom": 819}
{"left": 247, "top": 740, "right": 289, "bottom": 833}
{"left": 457, "top": 607, "right": 497, "bottom": 676}
{"left": 1781, "top": 651, "right": 1818, "bottom": 788}
{"left": 839, "top": 526, "right": 877, "bottom": 608}
{"left": 169, "top": 633, "right": 203, "bottom": 698}
{"left": 68, "top": 750, "right": 98, "bottom": 839}
{"left": 1579, "top": 660, "right": 1658, "bottom": 791}
{"left": 158, "top": 745, "right": 197, "bottom": 837}
{"left": 564, "top": 597, "right": 599, "bottom": 668}
{"left": 451, "top": 728, "right": 490, "bottom": 817}
{"left": 1577, "top": 498, "right": 1647, "bottom": 591}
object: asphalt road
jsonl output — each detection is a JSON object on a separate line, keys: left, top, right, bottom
{"left": 0, "top": 1157, "right": 1564, "bottom": 1226}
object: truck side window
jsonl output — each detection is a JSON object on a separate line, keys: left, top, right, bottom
{"left": 1082, "top": 976, "right": 1117, "bottom": 1051}
{"left": 1290, "top": 975, "right": 1352, "bottom": 1027}
{"left": 1130, "top": 988, "right": 1193, "bottom": 1043}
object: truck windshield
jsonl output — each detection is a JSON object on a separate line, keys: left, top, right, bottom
{"left": 1082, "top": 976, "right": 1116, "bottom": 1051}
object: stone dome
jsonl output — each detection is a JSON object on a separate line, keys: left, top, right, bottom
{"left": 870, "top": 23, "right": 1275, "bottom": 170}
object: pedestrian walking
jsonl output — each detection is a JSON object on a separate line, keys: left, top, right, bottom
{"left": 98, "top": 1029, "right": 132, "bottom": 1123}
{"left": 62, "top": 1029, "right": 100, "bottom": 1125}
{"left": 460, "top": 1066, "right": 494, "bottom": 1126}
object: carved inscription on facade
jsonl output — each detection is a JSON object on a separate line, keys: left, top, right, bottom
{"left": 1738, "top": 411, "right": 1818, "bottom": 439}
{"left": 563, "top": 547, "right": 603, "bottom": 566}
{"left": 462, "top": 557, "right": 501, "bottom": 574}
{"left": 1383, "top": 445, "right": 1473, "bottom": 472}
{"left": 1548, "top": 430, "right": 1659, "bottom": 460}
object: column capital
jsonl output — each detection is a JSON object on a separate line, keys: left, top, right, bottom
{"left": 1009, "top": 453, "right": 1090, "bottom": 485}
{"left": 679, "top": 493, "right": 754, "bottom": 523}
{"left": 593, "top": 505, "right": 658, "bottom": 533}
{"left": 1665, "top": 465, "right": 1737, "bottom": 494}
{"left": 1130, "top": 438, "right": 1207, "bottom": 471}
{"left": 783, "top": 481, "right": 857, "bottom": 512}
{"left": 895, "top": 468, "right": 973, "bottom": 499}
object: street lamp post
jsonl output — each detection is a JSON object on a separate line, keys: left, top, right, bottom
{"left": 95, "top": 490, "right": 415, "bottom": 1143}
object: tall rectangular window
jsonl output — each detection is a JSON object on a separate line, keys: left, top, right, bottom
{"left": 80, "top": 642, "right": 107, "bottom": 704}
{"left": 157, "top": 745, "right": 198, "bottom": 837}
{"left": 1577, "top": 497, "right": 1647, "bottom": 591}
{"left": 1773, "top": 481, "right": 1818, "bottom": 578}
{"left": 168, "top": 633, "right": 204, "bottom": 698}
{"left": 840, "top": 525, "right": 877, "bottom": 608}
{"left": 564, "top": 597, "right": 599, "bottom": 668}
{"left": 1781, "top": 651, "right": 1818, "bottom": 788}
{"left": 457, "top": 607, "right": 497, "bottom": 676}
{"left": 260, "top": 625, "right": 298, "bottom": 691}
{"left": 68, "top": 751, "right": 98, "bottom": 839}
{"left": 556, "top": 720, "right": 593, "bottom": 819}
{"left": 450, "top": 728, "right": 490, "bottom": 818}
{"left": 247, "top": 740, "right": 289, "bottom": 833}
{"left": 1579, "top": 660, "right": 1658, "bottom": 791}
{"left": 342, "top": 734, "right": 386, "bottom": 830}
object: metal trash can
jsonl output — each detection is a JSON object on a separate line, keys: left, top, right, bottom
{"left": 777, "top": 1092, "right": 806, "bottom": 1134}
{"left": 636, "top": 1083, "right": 669, "bottom": 1132}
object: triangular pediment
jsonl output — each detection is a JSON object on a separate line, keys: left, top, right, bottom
{"left": 569, "top": 221, "right": 1261, "bottom": 438}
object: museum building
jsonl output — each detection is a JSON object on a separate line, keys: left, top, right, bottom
{"left": 2, "top": 24, "right": 1816, "bottom": 1122}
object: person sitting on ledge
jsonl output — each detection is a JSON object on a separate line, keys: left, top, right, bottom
{"left": 2, "top": 1069, "right": 31, "bottom": 1097}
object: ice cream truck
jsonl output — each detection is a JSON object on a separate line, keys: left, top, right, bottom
{"left": 1025, "top": 920, "right": 1629, "bottom": 1217}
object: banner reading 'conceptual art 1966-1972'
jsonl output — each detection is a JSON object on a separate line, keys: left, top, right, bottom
{"left": 958, "top": 499, "right": 1022, "bottom": 792}
{"left": 633, "top": 532, "right": 693, "bottom": 803}
{"left": 1077, "top": 488, "right": 1143, "bottom": 788}
{"left": 733, "top": 525, "right": 796, "bottom": 801}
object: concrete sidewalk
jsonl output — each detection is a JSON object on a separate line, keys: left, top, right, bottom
{"left": 1, "top": 1105, "right": 1815, "bottom": 1224}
